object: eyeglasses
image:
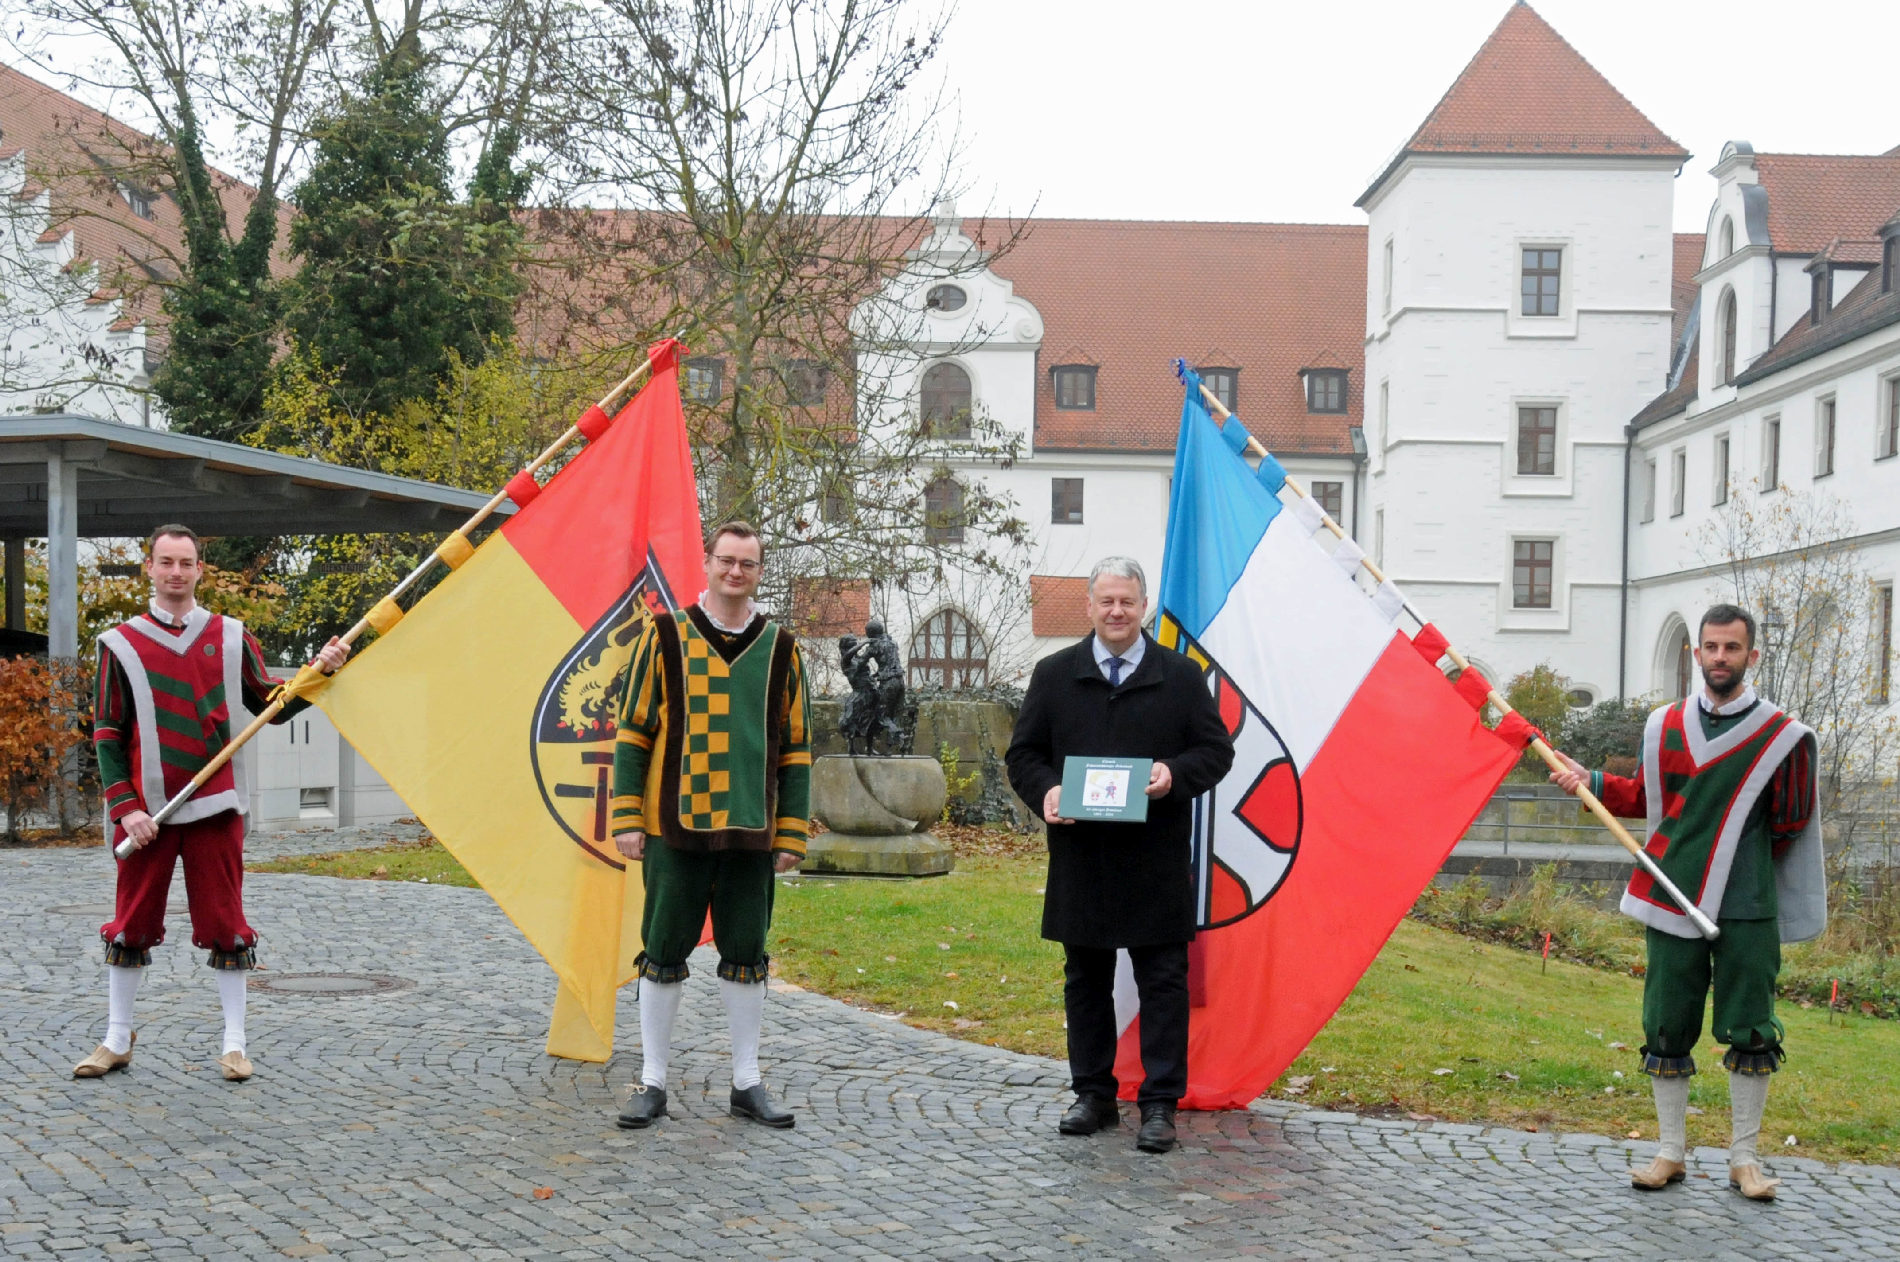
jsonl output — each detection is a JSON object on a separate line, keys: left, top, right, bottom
{"left": 710, "top": 554, "right": 761, "bottom": 573}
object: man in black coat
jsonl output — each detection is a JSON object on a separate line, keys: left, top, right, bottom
{"left": 1005, "top": 556, "right": 1235, "bottom": 1153}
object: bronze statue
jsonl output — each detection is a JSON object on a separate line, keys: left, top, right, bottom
{"left": 838, "top": 619, "right": 907, "bottom": 755}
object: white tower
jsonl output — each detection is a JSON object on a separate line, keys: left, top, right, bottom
{"left": 1357, "top": 2, "right": 1686, "bottom": 703}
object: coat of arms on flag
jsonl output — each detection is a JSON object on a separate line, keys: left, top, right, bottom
{"left": 1109, "top": 368, "right": 1522, "bottom": 1109}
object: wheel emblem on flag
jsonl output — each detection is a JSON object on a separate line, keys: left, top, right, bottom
{"left": 1160, "top": 615, "right": 1302, "bottom": 929}
{"left": 529, "top": 552, "right": 678, "bottom": 868}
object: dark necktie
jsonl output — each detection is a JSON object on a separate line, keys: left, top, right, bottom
{"left": 1107, "top": 656, "right": 1126, "bottom": 686}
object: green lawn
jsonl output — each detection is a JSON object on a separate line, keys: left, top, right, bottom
{"left": 252, "top": 841, "right": 1900, "bottom": 1165}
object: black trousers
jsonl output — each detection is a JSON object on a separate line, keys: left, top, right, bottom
{"left": 1062, "top": 941, "right": 1189, "bottom": 1108}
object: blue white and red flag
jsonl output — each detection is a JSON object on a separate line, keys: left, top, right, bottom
{"left": 1117, "top": 370, "right": 1520, "bottom": 1109}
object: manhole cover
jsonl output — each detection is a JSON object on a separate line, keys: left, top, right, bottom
{"left": 46, "top": 903, "right": 188, "bottom": 918}
{"left": 248, "top": 972, "right": 413, "bottom": 996}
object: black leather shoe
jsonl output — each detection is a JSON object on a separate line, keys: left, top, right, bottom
{"left": 1135, "top": 1104, "right": 1177, "bottom": 1153}
{"left": 616, "top": 1085, "right": 667, "bottom": 1129}
{"left": 1057, "top": 1094, "right": 1120, "bottom": 1135}
{"left": 730, "top": 1084, "right": 795, "bottom": 1128}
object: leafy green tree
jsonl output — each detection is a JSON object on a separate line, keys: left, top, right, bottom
{"left": 286, "top": 53, "right": 526, "bottom": 418}
{"left": 1503, "top": 662, "right": 1572, "bottom": 775}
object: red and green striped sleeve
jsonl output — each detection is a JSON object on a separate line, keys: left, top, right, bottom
{"left": 772, "top": 638, "right": 812, "bottom": 857}
{"left": 93, "top": 643, "right": 142, "bottom": 821}
{"left": 610, "top": 621, "right": 663, "bottom": 834}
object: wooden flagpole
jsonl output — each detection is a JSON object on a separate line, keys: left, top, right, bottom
{"left": 116, "top": 339, "right": 682, "bottom": 860}
{"left": 1185, "top": 375, "right": 1719, "bottom": 940}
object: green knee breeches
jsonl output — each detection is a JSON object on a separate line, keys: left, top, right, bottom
{"left": 637, "top": 842, "right": 775, "bottom": 983}
{"left": 1641, "top": 917, "right": 1783, "bottom": 1074}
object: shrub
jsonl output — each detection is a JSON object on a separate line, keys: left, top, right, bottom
{"left": 0, "top": 657, "right": 87, "bottom": 841}
{"left": 1503, "top": 663, "right": 1572, "bottom": 773}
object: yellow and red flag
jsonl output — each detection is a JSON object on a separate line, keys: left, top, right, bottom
{"left": 314, "top": 339, "right": 704, "bottom": 1061}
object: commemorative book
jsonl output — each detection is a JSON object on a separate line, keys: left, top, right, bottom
{"left": 1057, "top": 756, "right": 1153, "bottom": 823}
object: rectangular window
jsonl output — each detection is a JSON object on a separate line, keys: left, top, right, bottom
{"left": 1310, "top": 481, "right": 1344, "bottom": 520}
{"left": 1762, "top": 416, "right": 1781, "bottom": 491}
{"left": 1876, "top": 583, "right": 1895, "bottom": 706}
{"left": 1512, "top": 539, "right": 1554, "bottom": 609}
{"left": 1516, "top": 406, "right": 1558, "bottom": 475}
{"left": 1670, "top": 449, "right": 1686, "bottom": 517}
{"left": 1052, "top": 365, "right": 1096, "bottom": 410}
{"left": 1050, "top": 478, "right": 1084, "bottom": 524}
{"left": 1374, "top": 508, "right": 1385, "bottom": 566}
{"left": 1377, "top": 380, "right": 1390, "bottom": 453}
{"left": 1816, "top": 397, "right": 1837, "bottom": 478}
{"left": 1381, "top": 239, "right": 1394, "bottom": 314}
{"left": 1521, "top": 247, "right": 1562, "bottom": 317}
{"left": 1713, "top": 434, "right": 1730, "bottom": 506}
{"left": 1882, "top": 377, "right": 1900, "bottom": 461}
{"left": 1198, "top": 367, "right": 1238, "bottom": 414}
{"left": 685, "top": 357, "right": 724, "bottom": 404}
{"left": 923, "top": 478, "right": 963, "bottom": 545}
{"left": 1641, "top": 458, "right": 1657, "bottom": 523}
{"left": 1305, "top": 369, "right": 1347, "bottom": 414}
{"left": 781, "top": 359, "right": 827, "bottom": 406}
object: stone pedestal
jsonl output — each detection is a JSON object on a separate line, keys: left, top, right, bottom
{"left": 806, "top": 755, "right": 953, "bottom": 877}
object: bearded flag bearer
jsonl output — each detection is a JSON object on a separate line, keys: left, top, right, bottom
{"left": 1552, "top": 604, "right": 1822, "bottom": 1202}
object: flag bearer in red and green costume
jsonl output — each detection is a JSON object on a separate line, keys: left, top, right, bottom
{"left": 609, "top": 520, "right": 811, "bottom": 1130}
{"left": 1554, "top": 603, "right": 1822, "bottom": 1202}
{"left": 73, "top": 526, "right": 349, "bottom": 1084}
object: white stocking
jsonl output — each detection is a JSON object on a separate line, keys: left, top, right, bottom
{"left": 721, "top": 979, "right": 765, "bottom": 1091}
{"left": 105, "top": 965, "right": 141, "bottom": 1055}
{"left": 1729, "top": 1071, "right": 1771, "bottom": 1167}
{"left": 1652, "top": 1074, "right": 1689, "bottom": 1162}
{"left": 217, "top": 969, "right": 248, "bottom": 1055}
{"left": 638, "top": 978, "right": 683, "bottom": 1089}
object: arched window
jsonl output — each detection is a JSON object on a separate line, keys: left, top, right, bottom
{"left": 920, "top": 362, "right": 972, "bottom": 438}
{"left": 1719, "top": 216, "right": 1735, "bottom": 258}
{"left": 1675, "top": 625, "right": 1695, "bottom": 698}
{"left": 922, "top": 475, "right": 964, "bottom": 544}
{"left": 1718, "top": 288, "right": 1738, "bottom": 385}
{"left": 908, "top": 608, "right": 990, "bottom": 689}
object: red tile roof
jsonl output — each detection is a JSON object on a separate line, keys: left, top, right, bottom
{"left": 1361, "top": 2, "right": 1685, "bottom": 205}
{"left": 1029, "top": 575, "right": 1091, "bottom": 638}
{"left": 1671, "top": 232, "right": 1705, "bottom": 346}
{"left": 1806, "top": 238, "right": 1884, "bottom": 267}
{"left": 1752, "top": 154, "right": 1900, "bottom": 254}
{"left": 981, "top": 220, "right": 1368, "bottom": 456}
{"left": 0, "top": 63, "right": 295, "bottom": 339}
{"left": 1737, "top": 266, "right": 1900, "bottom": 387}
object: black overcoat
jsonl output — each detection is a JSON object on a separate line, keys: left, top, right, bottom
{"left": 1005, "top": 632, "right": 1235, "bottom": 948}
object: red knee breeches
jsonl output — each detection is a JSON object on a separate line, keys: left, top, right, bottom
{"left": 100, "top": 811, "right": 256, "bottom": 967}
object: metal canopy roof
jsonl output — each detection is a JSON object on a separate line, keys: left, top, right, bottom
{"left": 0, "top": 415, "right": 512, "bottom": 537}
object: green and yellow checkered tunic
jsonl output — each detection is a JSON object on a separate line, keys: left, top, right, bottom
{"left": 610, "top": 606, "right": 812, "bottom": 857}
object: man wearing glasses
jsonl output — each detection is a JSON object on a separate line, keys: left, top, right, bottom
{"left": 608, "top": 520, "right": 812, "bottom": 1130}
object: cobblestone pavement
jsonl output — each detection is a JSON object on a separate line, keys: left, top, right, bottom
{"left": 5, "top": 844, "right": 1898, "bottom": 1261}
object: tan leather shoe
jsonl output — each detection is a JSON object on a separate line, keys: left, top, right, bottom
{"left": 1729, "top": 1163, "right": 1780, "bottom": 1201}
{"left": 73, "top": 1030, "right": 135, "bottom": 1078}
{"left": 1629, "top": 1156, "right": 1686, "bottom": 1189}
{"left": 218, "top": 1050, "right": 254, "bottom": 1082}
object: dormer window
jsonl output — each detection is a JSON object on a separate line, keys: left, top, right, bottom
{"left": 925, "top": 284, "right": 966, "bottom": 312}
{"left": 1051, "top": 365, "right": 1096, "bottom": 410}
{"left": 1885, "top": 235, "right": 1899, "bottom": 294}
{"left": 1200, "top": 367, "right": 1238, "bottom": 414}
{"left": 119, "top": 183, "right": 156, "bottom": 220}
{"left": 1811, "top": 269, "right": 1829, "bottom": 325}
{"left": 1303, "top": 368, "right": 1347, "bottom": 414}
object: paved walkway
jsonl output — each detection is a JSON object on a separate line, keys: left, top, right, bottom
{"left": 4, "top": 842, "right": 1897, "bottom": 1260}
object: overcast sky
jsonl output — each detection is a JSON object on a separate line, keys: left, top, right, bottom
{"left": 939, "top": 0, "right": 1900, "bottom": 232}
